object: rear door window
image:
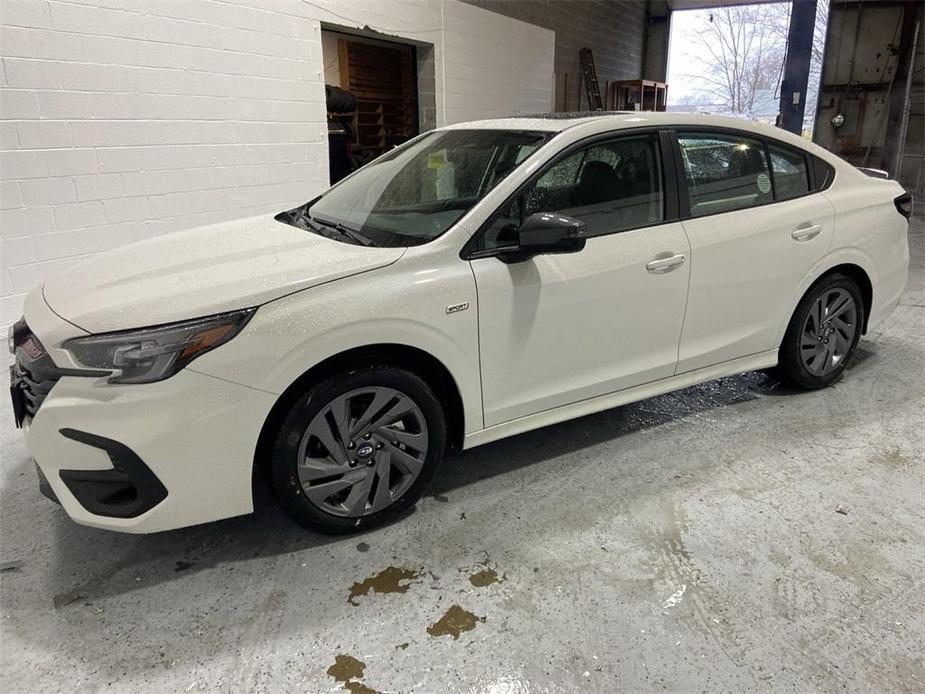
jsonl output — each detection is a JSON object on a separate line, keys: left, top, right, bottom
{"left": 678, "top": 132, "right": 772, "bottom": 217}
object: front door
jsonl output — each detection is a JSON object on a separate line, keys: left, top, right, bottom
{"left": 469, "top": 132, "right": 691, "bottom": 426}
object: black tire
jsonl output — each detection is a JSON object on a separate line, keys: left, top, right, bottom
{"left": 778, "top": 273, "right": 865, "bottom": 390}
{"left": 270, "top": 365, "right": 446, "bottom": 534}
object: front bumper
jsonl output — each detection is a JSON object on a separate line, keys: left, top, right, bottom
{"left": 15, "top": 294, "right": 278, "bottom": 533}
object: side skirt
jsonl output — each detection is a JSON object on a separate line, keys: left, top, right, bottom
{"left": 462, "top": 350, "right": 778, "bottom": 450}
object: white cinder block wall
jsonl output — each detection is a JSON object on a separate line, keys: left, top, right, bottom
{"left": 0, "top": 0, "right": 554, "bottom": 326}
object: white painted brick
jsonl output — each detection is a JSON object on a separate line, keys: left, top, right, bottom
{"left": 0, "top": 206, "right": 55, "bottom": 237}
{"left": 0, "top": 122, "right": 19, "bottom": 149}
{"left": 0, "top": 90, "right": 42, "bottom": 119}
{"left": 58, "top": 62, "right": 139, "bottom": 93}
{"left": 186, "top": 188, "right": 227, "bottom": 214}
{"left": 74, "top": 173, "right": 123, "bottom": 201}
{"left": 96, "top": 147, "right": 146, "bottom": 173}
{"left": 1, "top": 236, "right": 36, "bottom": 265}
{"left": 33, "top": 226, "right": 115, "bottom": 261}
{"left": 16, "top": 121, "right": 72, "bottom": 149}
{"left": 0, "top": 181, "right": 23, "bottom": 210}
{"left": 145, "top": 15, "right": 226, "bottom": 50}
{"left": 141, "top": 0, "right": 209, "bottom": 24}
{"left": 20, "top": 177, "right": 76, "bottom": 206}
{"left": 3, "top": 58, "right": 62, "bottom": 89}
{"left": 44, "top": 148, "right": 97, "bottom": 176}
{"left": 52, "top": 201, "right": 106, "bottom": 230}
{"left": 0, "top": 151, "right": 46, "bottom": 180}
{"left": 148, "top": 192, "right": 189, "bottom": 219}
{"left": 17, "top": 27, "right": 86, "bottom": 62}
{"left": 1, "top": 293, "right": 27, "bottom": 326}
{"left": 0, "top": 1, "right": 53, "bottom": 29}
{"left": 48, "top": 1, "right": 130, "bottom": 38}
{"left": 8, "top": 256, "right": 84, "bottom": 293}
{"left": 0, "top": 26, "right": 31, "bottom": 58}
{"left": 103, "top": 196, "right": 152, "bottom": 224}
{"left": 120, "top": 171, "right": 169, "bottom": 196}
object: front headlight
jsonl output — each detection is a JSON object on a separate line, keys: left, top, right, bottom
{"left": 63, "top": 308, "right": 255, "bottom": 384}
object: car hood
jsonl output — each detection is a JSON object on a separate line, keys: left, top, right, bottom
{"left": 42, "top": 214, "right": 406, "bottom": 333}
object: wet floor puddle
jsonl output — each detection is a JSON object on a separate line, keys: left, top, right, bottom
{"left": 426, "top": 604, "right": 484, "bottom": 640}
{"left": 468, "top": 567, "right": 503, "bottom": 587}
{"left": 326, "top": 654, "right": 381, "bottom": 694}
{"left": 348, "top": 566, "right": 420, "bottom": 606}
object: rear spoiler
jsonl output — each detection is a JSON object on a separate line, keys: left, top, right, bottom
{"left": 856, "top": 166, "right": 890, "bottom": 179}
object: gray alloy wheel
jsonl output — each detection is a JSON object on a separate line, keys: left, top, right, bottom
{"left": 296, "top": 386, "right": 429, "bottom": 518}
{"left": 798, "top": 287, "right": 858, "bottom": 377}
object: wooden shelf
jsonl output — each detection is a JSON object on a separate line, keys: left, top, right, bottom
{"left": 337, "top": 38, "right": 416, "bottom": 156}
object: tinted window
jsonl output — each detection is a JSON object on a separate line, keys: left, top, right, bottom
{"left": 812, "top": 156, "right": 835, "bottom": 190}
{"left": 679, "top": 133, "right": 772, "bottom": 217}
{"left": 769, "top": 143, "right": 810, "bottom": 200}
{"left": 478, "top": 134, "right": 664, "bottom": 251}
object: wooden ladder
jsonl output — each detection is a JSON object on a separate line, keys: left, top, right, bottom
{"left": 579, "top": 48, "right": 604, "bottom": 111}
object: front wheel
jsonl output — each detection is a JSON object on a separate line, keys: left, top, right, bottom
{"left": 270, "top": 366, "right": 446, "bottom": 534}
{"left": 778, "top": 273, "right": 865, "bottom": 390}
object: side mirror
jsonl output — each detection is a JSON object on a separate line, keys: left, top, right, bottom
{"left": 500, "top": 212, "right": 586, "bottom": 263}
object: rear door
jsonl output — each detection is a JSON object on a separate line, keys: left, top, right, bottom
{"left": 674, "top": 130, "right": 835, "bottom": 372}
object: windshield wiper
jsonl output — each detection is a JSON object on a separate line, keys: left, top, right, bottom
{"left": 306, "top": 213, "right": 374, "bottom": 246}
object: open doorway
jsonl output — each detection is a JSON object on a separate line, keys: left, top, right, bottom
{"left": 321, "top": 29, "right": 420, "bottom": 183}
{"left": 666, "top": 1, "right": 829, "bottom": 138}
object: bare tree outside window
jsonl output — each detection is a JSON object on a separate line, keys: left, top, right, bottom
{"left": 668, "top": 2, "right": 830, "bottom": 136}
{"left": 677, "top": 5, "right": 787, "bottom": 116}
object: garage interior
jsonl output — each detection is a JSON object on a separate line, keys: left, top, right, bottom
{"left": 1, "top": 0, "right": 923, "bottom": 692}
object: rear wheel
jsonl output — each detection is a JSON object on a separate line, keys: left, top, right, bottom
{"left": 270, "top": 366, "right": 446, "bottom": 533}
{"left": 778, "top": 273, "right": 864, "bottom": 390}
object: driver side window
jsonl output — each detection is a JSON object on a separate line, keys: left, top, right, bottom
{"left": 477, "top": 133, "right": 664, "bottom": 252}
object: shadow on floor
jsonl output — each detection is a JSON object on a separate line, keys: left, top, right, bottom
{"left": 0, "top": 340, "right": 889, "bottom": 609}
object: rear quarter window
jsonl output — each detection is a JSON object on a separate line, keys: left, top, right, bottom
{"left": 768, "top": 143, "right": 810, "bottom": 200}
{"left": 812, "top": 156, "right": 835, "bottom": 190}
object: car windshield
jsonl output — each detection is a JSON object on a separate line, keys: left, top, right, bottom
{"left": 281, "top": 129, "right": 551, "bottom": 247}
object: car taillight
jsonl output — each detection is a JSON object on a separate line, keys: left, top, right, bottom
{"left": 894, "top": 192, "right": 913, "bottom": 219}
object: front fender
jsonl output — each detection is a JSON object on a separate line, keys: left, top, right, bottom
{"left": 190, "top": 254, "right": 483, "bottom": 434}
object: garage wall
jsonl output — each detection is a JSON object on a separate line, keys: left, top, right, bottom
{"left": 442, "top": 1, "right": 555, "bottom": 122}
{"left": 461, "top": 0, "right": 648, "bottom": 110}
{"left": 0, "top": 0, "right": 554, "bottom": 326}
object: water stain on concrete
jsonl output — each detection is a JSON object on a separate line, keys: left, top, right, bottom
{"left": 327, "top": 655, "right": 382, "bottom": 694}
{"left": 52, "top": 591, "right": 86, "bottom": 609}
{"left": 469, "top": 567, "right": 503, "bottom": 587}
{"left": 348, "top": 566, "right": 419, "bottom": 606}
{"left": 327, "top": 654, "right": 365, "bottom": 682}
{"left": 426, "top": 604, "right": 484, "bottom": 640}
{"left": 868, "top": 448, "right": 911, "bottom": 468}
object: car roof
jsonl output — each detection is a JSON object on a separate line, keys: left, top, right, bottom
{"left": 440, "top": 110, "right": 788, "bottom": 131}
{"left": 438, "top": 111, "right": 836, "bottom": 162}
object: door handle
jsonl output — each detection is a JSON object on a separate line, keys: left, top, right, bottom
{"left": 646, "top": 253, "right": 686, "bottom": 274}
{"left": 791, "top": 224, "right": 823, "bottom": 242}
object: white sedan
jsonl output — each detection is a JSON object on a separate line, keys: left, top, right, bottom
{"left": 9, "top": 113, "right": 911, "bottom": 534}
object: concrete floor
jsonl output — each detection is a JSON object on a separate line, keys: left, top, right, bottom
{"left": 1, "top": 217, "right": 923, "bottom": 693}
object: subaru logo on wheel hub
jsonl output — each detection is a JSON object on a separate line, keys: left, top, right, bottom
{"left": 356, "top": 444, "right": 375, "bottom": 458}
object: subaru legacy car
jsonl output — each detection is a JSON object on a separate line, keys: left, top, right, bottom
{"left": 10, "top": 113, "right": 911, "bottom": 534}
